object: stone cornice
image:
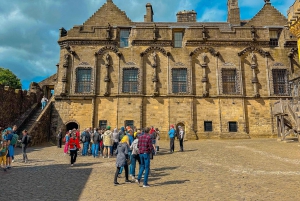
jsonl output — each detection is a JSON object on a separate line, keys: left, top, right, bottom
{"left": 186, "top": 40, "right": 270, "bottom": 47}
{"left": 58, "top": 40, "right": 118, "bottom": 48}
{"left": 132, "top": 40, "right": 173, "bottom": 46}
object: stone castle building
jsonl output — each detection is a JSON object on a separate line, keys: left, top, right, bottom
{"left": 43, "top": 0, "right": 300, "bottom": 139}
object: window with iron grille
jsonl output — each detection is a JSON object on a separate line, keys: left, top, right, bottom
{"left": 99, "top": 120, "right": 107, "bottom": 130}
{"left": 174, "top": 32, "right": 183, "bottom": 48}
{"left": 123, "top": 68, "right": 138, "bottom": 93}
{"left": 120, "top": 29, "right": 130, "bottom": 48}
{"left": 269, "top": 30, "right": 280, "bottom": 47}
{"left": 125, "top": 120, "right": 134, "bottom": 129}
{"left": 222, "top": 69, "right": 237, "bottom": 94}
{"left": 76, "top": 68, "right": 91, "bottom": 93}
{"left": 229, "top": 122, "right": 237, "bottom": 132}
{"left": 172, "top": 68, "right": 187, "bottom": 93}
{"left": 204, "top": 121, "right": 213, "bottom": 132}
{"left": 272, "top": 69, "right": 288, "bottom": 95}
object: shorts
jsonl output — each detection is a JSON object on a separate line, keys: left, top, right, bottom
{"left": 104, "top": 146, "right": 111, "bottom": 148}
{"left": 0, "top": 155, "right": 6, "bottom": 165}
{"left": 7, "top": 145, "right": 14, "bottom": 157}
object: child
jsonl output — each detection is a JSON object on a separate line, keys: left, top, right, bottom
{"left": 0, "top": 140, "right": 8, "bottom": 171}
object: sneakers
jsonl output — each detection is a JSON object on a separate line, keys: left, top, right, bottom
{"left": 143, "top": 185, "right": 150, "bottom": 188}
{"left": 131, "top": 176, "right": 135, "bottom": 180}
{"left": 71, "top": 164, "right": 74, "bottom": 167}
{"left": 125, "top": 180, "right": 132, "bottom": 183}
{"left": 135, "top": 179, "right": 141, "bottom": 185}
{"left": 114, "top": 182, "right": 120, "bottom": 186}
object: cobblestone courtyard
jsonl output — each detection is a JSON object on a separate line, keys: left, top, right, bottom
{"left": 2, "top": 139, "right": 300, "bottom": 201}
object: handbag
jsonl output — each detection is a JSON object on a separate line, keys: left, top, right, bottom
{"left": 126, "top": 158, "right": 131, "bottom": 165}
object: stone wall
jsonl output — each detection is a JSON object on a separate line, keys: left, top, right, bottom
{"left": 0, "top": 84, "right": 42, "bottom": 128}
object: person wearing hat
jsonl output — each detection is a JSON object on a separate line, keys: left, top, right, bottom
{"left": 103, "top": 126, "right": 113, "bottom": 158}
{"left": 168, "top": 125, "right": 176, "bottom": 153}
{"left": 114, "top": 135, "right": 131, "bottom": 185}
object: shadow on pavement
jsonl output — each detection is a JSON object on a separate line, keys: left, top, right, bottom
{"left": 1, "top": 162, "right": 97, "bottom": 201}
{"left": 153, "top": 179, "right": 190, "bottom": 186}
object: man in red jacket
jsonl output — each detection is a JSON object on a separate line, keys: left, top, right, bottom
{"left": 69, "top": 133, "right": 81, "bottom": 166}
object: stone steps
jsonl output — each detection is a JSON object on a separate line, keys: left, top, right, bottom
{"left": 18, "top": 108, "right": 43, "bottom": 132}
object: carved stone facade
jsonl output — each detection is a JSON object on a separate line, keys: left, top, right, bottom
{"left": 51, "top": 0, "right": 299, "bottom": 139}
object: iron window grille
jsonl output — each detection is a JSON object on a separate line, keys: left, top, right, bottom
{"left": 172, "top": 68, "right": 187, "bottom": 93}
{"left": 204, "top": 121, "right": 213, "bottom": 132}
{"left": 123, "top": 68, "right": 138, "bottom": 93}
{"left": 229, "top": 122, "right": 237, "bottom": 132}
{"left": 99, "top": 120, "right": 107, "bottom": 130}
{"left": 272, "top": 69, "right": 288, "bottom": 95}
{"left": 174, "top": 32, "right": 183, "bottom": 48}
{"left": 120, "top": 29, "right": 130, "bottom": 48}
{"left": 222, "top": 69, "right": 237, "bottom": 94}
{"left": 75, "top": 68, "right": 92, "bottom": 93}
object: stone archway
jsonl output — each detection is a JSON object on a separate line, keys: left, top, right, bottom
{"left": 66, "top": 122, "right": 79, "bottom": 131}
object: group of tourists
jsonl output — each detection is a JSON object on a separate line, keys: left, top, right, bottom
{"left": 58, "top": 124, "right": 185, "bottom": 187}
{"left": 0, "top": 125, "right": 31, "bottom": 171}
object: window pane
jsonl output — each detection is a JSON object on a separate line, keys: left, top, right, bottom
{"left": 269, "top": 30, "right": 278, "bottom": 39}
{"left": 123, "top": 69, "right": 138, "bottom": 93}
{"left": 120, "top": 29, "right": 130, "bottom": 48}
{"left": 172, "top": 68, "right": 187, "bottom": 93}
{"left": 222, "top": 69, "right": 237, "bottom": 94}
{"left": 204, "top": 121, "right": 213, "bottom": 132}
{"left": 99, "top": 120, "right": 107, "bottom": 130}
{"left": 229, "top": 122, "right": 237, "bottom": 132}
{"left": 273, "top": 69, "right": 287, "bottom": 95}
{"left": 174, "top": 32, "right": 183, "bottom": 48}
{"left": 76, "top": 68, "right": 91, "bottom": 93}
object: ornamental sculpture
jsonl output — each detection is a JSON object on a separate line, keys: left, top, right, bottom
{"left": 104, "top": 53, "right": 111, "bottom": 96}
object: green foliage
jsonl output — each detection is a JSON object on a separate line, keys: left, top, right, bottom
{"left": 0, "top": 67, "right": 22, "bottom": 89}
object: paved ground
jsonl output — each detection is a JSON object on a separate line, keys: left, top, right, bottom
{"left": 2, "top": 139, "right": 300, "bottom": 201}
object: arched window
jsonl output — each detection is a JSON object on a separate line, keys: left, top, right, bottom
{"left": 75, "top": 68, "right": 92, "bottom": 93}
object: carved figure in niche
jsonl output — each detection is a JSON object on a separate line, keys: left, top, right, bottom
{"left": 63, "top": 54, "right": 70, "bottom": 67}
{"left": 250, "top": 51, "right": 257, "bottom": 68}
{"left": 150, "top": 51, "right": 157, "bottom": 67}
{"left": 105, "top": 53, "right": 111, "bottom": 67}
{"left": 200, "top": 53, "right": 207, "bottom": 67}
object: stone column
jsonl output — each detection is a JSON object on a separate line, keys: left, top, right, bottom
{"left": 104, "top": 53, "right": 111, "bottom": 96}
{"left": 200, "top": 53, "right": 208, "bottom": 97}
{"left": 150, "top": 52, "right": 158, "bottom": 96}
{"left": 61, "top": 54, "right": 70, "bottom": 95}
{"left": 250, "top": 52, "right": 259, "bottom": 97}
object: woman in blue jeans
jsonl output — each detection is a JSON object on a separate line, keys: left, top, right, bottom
{"left": 130, "top": 137, "right": 140, "bottom": 180}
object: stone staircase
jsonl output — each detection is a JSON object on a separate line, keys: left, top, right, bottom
{"left": 18, "top": 108, "right": 43, "bottom": 132}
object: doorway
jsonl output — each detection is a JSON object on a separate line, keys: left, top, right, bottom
{"left": 66, "top": 122, "right": 79, "bottom": 131}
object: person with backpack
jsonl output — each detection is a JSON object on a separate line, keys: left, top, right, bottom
{"left": 103, "top": 126, "right": 113, "bottom": 158}
{"left": 5, "top": 128, "right": 14, "bottom": 169}
{"left": 168, "top": 125, "right": 176, "bottom": 153}
{"left": 81, "top": 128, "right": 91, "bottom": 156}
{"left": 91, "top": 128, "right": 101, "bottom": 158}
{"left": 19, "top": 130, "right": 30, "bottom": 163}
{"left": 178, "top": 126, "right": 185, "bottom": 152}
{"left": 118, "top": 127, "right": 125, "bottom": 142}
{"left": 130, "top": 135, "right": 140, "bottom": 180}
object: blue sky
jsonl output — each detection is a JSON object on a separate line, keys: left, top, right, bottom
{"left": 0, "top": 0, "right": 294, "bottom": 89}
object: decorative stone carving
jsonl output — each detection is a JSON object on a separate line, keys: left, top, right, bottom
{"left": 97, "top": 46, "right": 122, "bottom": 57}
{"left": 238, "top": 46, "right": 270, "bottom": 57}
{"left": 150, "top": 52, "right": 158, "bottom": 96}
{"left": 200, "top": 53, "right": 208, "bottom": 97}
{"left": 249, "top": 52, "right": 259, "bottom": 97}
{"left": 190, "top": 47, "right": 219, "bottom": 57}
{"left": 202, "top": 25, "right": 207, "bottom": 41}
{"left": 153, "top": 24, "right": 158, "bottom": 41}
{"left": 141, "top": 46, "right": 169, "bottom": 57}
{"left": 186, "top": 41, "right": 270, "bottom": 47}
{"left": 104, "top": 53, "right": 111, "bottom": 96}
{"left": 59, "top": 41, "right": 118, "bottom": 48}
{"left": 63, "top": 54, "right": 70, "bottom": 67}
{"left": 251, "top": 26, "right": 256, "bottom": 41}
{"left": 106, "top": 23, "right": 112, "bottom": 40}
{"left": 132, "top": 40, "right": 172, "bottom": 47}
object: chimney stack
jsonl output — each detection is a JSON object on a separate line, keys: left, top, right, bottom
{"left": 144, "top": 3, "right": 154, "bottom": 22}
{"left": 176, "top": 10, "right": 197, "bottom": 22}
